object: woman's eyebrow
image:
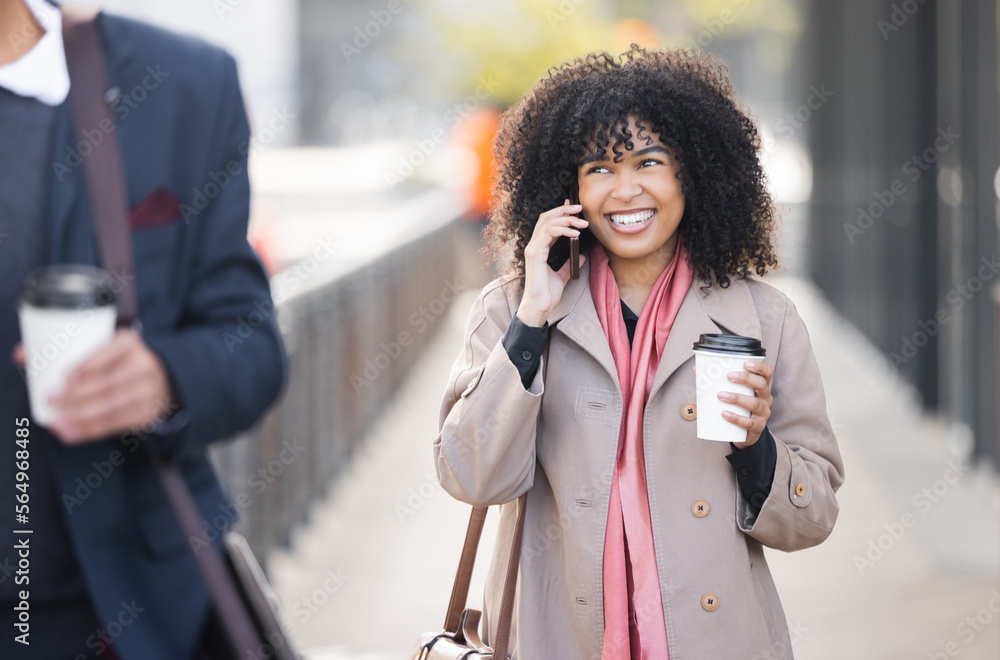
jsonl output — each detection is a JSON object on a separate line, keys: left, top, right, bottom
{"left": 633, "top": 145, "right": 671, "bottom": 157}
{"left": 579, "top": 145, "right": 670, "bottom": 166}
{"left": 579, "top": 152, "right": 607, "bottom": 165}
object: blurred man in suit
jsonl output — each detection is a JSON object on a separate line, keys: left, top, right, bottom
{"left": 0, "top": 0, "right": 286, "bottom": 657}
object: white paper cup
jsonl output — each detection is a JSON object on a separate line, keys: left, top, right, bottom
{"left": 18, "top": 265, "right": 117, "bottom": 426}
{"left": 692, "top": 334, "right": 766, "bottom": 443}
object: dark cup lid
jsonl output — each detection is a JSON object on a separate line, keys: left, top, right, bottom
{"left": 692, "top": 333, "right": 765, "bottom": 357}
{"left": 20, "top": 265, "right": 116, "bottom": 309}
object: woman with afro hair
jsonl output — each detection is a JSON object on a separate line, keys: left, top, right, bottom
{"left": 434, "top": 45, "right": 844, "bottom": 659}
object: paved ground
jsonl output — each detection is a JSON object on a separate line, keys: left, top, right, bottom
{"left": 267, "top": 271, "right": 1000, "bottom": 659}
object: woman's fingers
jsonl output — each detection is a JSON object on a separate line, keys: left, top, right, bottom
{"left": 741, "top": 360, "right": 773, "bottom": 386}
{"left": 518, "top": 201, "right": 589, "bottom": 326}
{"left": 727, "top": 370, "right": 768, "bottom": 394}
{"left": 718, "top": 391, "right": 768, "bottom": 416}
{"left": 721, "top": 407, "right": 757, "bottom": 429}
{"left": 719, "top": 360, "right": 774, "bottom": 447}
{"left": 537, "top": 203, "right": 586, "bottom": 229}
{"left": 726, "top": 361, "right": 773, "bottom": 396}
{"left": 524, "top": 203, "right": 587, "bottom": 260}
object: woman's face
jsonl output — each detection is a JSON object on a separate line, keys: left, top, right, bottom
{"left": 576, "top": 118, "right": 685, "bottom": 273}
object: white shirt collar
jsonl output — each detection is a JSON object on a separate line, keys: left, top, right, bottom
{"left": 0, "top": 0, "right": 69, "bottom": 106}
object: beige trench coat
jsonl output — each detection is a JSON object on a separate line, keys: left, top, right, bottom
{"left": 434, "top": 263, "right": 845, "bottom": 660}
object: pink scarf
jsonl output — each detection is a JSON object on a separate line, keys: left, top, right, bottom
{"left": 591, "top": 239, "right": 693, "bottom": 660}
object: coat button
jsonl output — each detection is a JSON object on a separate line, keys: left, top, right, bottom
{"left": 521, "top": 350, "right": 532, "bottom": 361}
{"left": 795, "top": 483, "right": 806, "bottom": 497}
{"left": 702, "top": 593, "right": 719, "bottom": 611}
{"left": 104, "top": 86, "right": 122, "bottom": 105}
{"left": 691, "top": 500, "right": 710, "bottom": 518}
{"left": 460, "top": 367, "right": 485, "bottom": 398}
{"left": 681, "top": 403, "right": 697, "bottom": 420}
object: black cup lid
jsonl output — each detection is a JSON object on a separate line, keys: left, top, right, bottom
{"left": 20, "top": 265, "right": 116, "bottom": 309}
{"left": 692, "top": 333, "right": 765, "bottom": 357}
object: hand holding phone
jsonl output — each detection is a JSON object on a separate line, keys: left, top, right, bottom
{"left": 522, "top": 199, "right": 587, "bottom": 326}
{"left": 547, "top": 192, "right": 584, "bottom": 278}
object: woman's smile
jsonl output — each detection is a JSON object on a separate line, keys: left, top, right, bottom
{"left": 606, "top": 208, "right": 656, "bottom": 233}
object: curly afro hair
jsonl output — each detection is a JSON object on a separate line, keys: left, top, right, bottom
{"left": 483, "top": 45, "right": 779, "bottom": 289}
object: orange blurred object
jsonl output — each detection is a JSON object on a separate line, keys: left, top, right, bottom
{"left": 452, "top": 106, "right": 502, "bottom": 220}
{"left": 613, "top": 19, "right": 664, "bottom": 52}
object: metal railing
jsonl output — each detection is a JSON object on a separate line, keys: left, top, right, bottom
{"left": 209, "top": 187, "right": 466, "bottom": 558}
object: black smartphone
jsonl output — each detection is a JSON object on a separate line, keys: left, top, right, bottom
{"left": 547, "top": 188, "right": 582, "bottom": 278}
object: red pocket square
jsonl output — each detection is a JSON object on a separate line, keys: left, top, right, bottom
{"left": 130, "top": 187, "right": 181, "bottom": 229}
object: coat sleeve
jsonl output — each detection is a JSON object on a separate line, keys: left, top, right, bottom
{"left": 736, "top": 296, "right": 845, "bottom": 552}
{"left": 434, "top": 280, "right": 543, "bottom": 506}
{"left": 142, "top": 53, "right": 287, "bottom": 460}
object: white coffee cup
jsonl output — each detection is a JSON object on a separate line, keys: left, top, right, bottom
{"left": 692, "top": 333, "right": 766, "bottom": 443}
{"left": 19, "top": 265, "right": 117, "bottom": 426}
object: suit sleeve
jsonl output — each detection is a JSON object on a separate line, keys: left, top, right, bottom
{"left": 434, "top": 281, "right": 543, "bottom": 506}
{"left": 735, "top": 297, "right": 845, "bottom": 551}
{"left": 143, "top": 54, "right": 286, "bottom": 460}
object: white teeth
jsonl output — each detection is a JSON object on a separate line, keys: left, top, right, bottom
{"left": 609, "top": 210, "right": 654, "bottom": 226}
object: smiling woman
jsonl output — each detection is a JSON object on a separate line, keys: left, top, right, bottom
{"left": 434, "top": 45, "right": 844, "bottom": 660}
{"left": 484, "top": 46, "right": 779, "bottom": 295}
{"left": 576, "top": 120, "right": 686, "bottom": 312}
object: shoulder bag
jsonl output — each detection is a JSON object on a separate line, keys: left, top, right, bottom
{"left": 411, "top": 493, "right": 527, "bottom": 660}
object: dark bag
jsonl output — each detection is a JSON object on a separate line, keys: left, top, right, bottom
{"left": 61, "top": 7, "right": 299, "bottom": 659}
{"left": 411, "top": 494, "right": 526, "bottom": 659}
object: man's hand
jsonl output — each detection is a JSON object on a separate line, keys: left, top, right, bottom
{"left": 13, "top": 329, "right": 175, "bottom": 444}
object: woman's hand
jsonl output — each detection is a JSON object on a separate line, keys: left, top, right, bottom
{"left": 516, "top": 199, "right": 588, "bottom": 327}
{"left": 719, "top": 360, "right": 774, "bottom": 448}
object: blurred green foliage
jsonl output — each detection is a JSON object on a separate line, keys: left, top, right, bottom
{"left": 403, "top": 0, "right": 802, "bottom": 107}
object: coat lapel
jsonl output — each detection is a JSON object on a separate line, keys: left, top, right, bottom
{"left": 548, "top": 261, "right": 620, "bottom": 389}
{"left": 650, "top": 275, "right": 763, "bottom": 399}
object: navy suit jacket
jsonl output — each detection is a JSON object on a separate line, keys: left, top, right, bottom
{"left": 43, "top": 11, "right": 286, "bottom": 660}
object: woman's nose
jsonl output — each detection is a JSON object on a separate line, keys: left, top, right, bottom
{"left": 610, "top": 172, "right": 642, "bottom": 202}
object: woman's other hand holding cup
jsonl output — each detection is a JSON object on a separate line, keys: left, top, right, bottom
{"left": 719, "top": 360, "right": 774, "bottom": 448}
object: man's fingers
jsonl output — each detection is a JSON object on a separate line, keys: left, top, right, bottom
{"left": 64, "top": 330, "right": 135, "bottom": 385}
{"left": 53, "top": 357, "right": 140, "bottom": 408}
{"left": 12, "top": 343, "right": 24, "bottom": 369}
{"left": 53, "top": 382, "right": 158, "bottom": 444}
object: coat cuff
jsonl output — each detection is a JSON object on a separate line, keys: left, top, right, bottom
{"left": 501, "top": 314, "right": 549, "bottom": 389}
{"left": 726, "top": 426, "right": 777, "bottom": 517}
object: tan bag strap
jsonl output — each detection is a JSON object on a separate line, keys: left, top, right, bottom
{"left": 443, "top": 493, "right": 527, "bottom": 658}
{"left": 443, "top": 506, "right": 488, "bottom": 632}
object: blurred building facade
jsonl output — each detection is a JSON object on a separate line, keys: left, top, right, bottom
{"left": 65, "top": 0, "right": 301, "bottom": 145}
{"left": 806, "top": 0, "right": 999, "bottom": 467}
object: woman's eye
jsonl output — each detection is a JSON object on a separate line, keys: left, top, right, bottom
{"left": 639, "top": 158, "right": 662, "bottom": 168}
{"left": 586, "top": 165, "right": 610, "bottom": 174}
